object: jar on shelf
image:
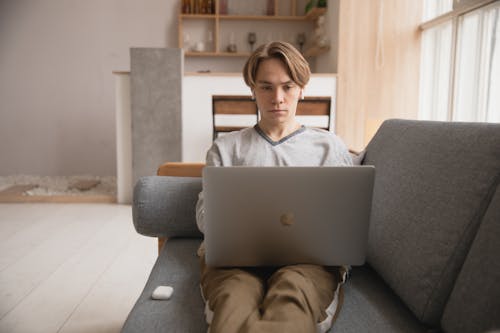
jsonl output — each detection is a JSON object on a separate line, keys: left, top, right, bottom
{"left": 266, "top": 0, "right": 275, "bottom": 16}
{"left": 207, "top": 0, "right": 214, "bottom": 14}
{"left": 182, "top": 0, "right": 191, "bottom": 13}
{"left": 219, "top": 0, "right": 228, "bottom": 14}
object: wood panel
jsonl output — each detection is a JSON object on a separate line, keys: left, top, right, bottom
{"left": 157, "top": 162, "right": 205, "bottom": 177}
{"left": 0, "top": 205, "right": 119, "bottom": 324}
{"left": 212, "top": 95, "right": 332, "bottom": 136}
{"left": 296, "top": 97, "right": 331, "bottom": 116}
{"left": 0, "top": 204, "right": 155, "bottom": 333}
{"left": 0, "top": 195, "right": 116, "bottom": 204}
{"left": 335, "top": 0, "right": 423, "bottom": 150}
{"left": 213, "top": 95, "right": 258, "bottom": 115}
{"left": 213, "top": 96, "right": 331, "bottom": 117}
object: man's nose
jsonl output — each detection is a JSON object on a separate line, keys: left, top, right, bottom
{"left": 272, "top": 88, "right": 284, "bottom": 104}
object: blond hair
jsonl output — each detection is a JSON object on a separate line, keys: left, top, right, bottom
{"left": 243, "top": 41, "right": 311, "bottom": 88}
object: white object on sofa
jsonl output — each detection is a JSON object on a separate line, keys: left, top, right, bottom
{"left": 152, "top": 286, "right": 174, "bottom": 300}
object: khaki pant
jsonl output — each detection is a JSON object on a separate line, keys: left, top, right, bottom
{"left": 200, "top": 256, "right": 344, "bottom": 333}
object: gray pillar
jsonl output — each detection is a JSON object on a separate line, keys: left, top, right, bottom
{"left": 130, "top": 48, "right": 183, "bottom": 185}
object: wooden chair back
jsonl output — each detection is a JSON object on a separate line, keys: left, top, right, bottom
{"left": 212, "top": 95, "right": 258, "bottom": 140}
{"left": 296, "top": 96, "right": 332, "bottom": 130}
{"left": 212, "top": 95, "right": 332, "bottom": 140}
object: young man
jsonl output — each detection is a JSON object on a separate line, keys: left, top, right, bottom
{"left": 196, "top": 41, "right": 352, "bottom": 333}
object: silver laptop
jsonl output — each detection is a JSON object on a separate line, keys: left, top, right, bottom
{"left": 203, "top": 166, "right": 375, "bottom": 267}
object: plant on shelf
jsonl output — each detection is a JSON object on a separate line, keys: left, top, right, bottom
{"left": 305, "top": 0, "right": 327, "bottom": 14}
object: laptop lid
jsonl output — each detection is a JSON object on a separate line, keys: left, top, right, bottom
{"left": 203, "top": 166, "right": 375, "bottom": 267}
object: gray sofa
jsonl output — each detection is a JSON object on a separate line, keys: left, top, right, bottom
{"left": 122, "top": 119, "right": 500, "bottom": 333}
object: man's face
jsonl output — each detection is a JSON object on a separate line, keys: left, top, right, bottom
{"left": 253, "top": 58, "right": 302, "bottom": 127}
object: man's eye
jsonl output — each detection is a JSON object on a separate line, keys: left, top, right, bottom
{"left": 261, "top": 86, "right": 272, "bottom": 91}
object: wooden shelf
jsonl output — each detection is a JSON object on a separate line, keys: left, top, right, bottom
{"left": 185, "top": 51, "right": 251, "bottom": 57}
{"left": 180, "top": 12, "right": 317, "bottom": 21}
{"left": 219, "top": 15, "right": 306, "bottom": 21}
{"left": 180, "top": 14, "right": 309, "bottom": 21}
{"left": 185, "top": 51, "right": 218, "bottom": 57}
{"left": 180, "top": 14, "right": 217, "bottom": 19}
{"left": 179, "top": 0, "right": 327, "bottom": 59}
{"left": 304, "top": 45, "right": 330, "bottom": 57}
{"left": 216, "top": 51, "right": 252, "bottom": 57}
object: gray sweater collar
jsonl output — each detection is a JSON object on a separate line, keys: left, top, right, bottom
{"left": 254, "top": 124, "right": 306, "bottom": 146}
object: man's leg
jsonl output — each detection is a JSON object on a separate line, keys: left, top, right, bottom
{"left": 244, "top": 265, "right": 341, "bottom": 333}
{"left": 200, "top": 256, "right": 265, "bottom": 333}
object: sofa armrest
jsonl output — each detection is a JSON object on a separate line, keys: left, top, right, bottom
{"left": 132, "top": 176, "right": 203, "bottom": 239}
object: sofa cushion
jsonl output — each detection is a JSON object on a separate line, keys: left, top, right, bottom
{"left": 364, "top": 119, "right": 500, "bottom": 326}
{"left": 441, "top": 185, "right": 500, "bottom": 333}
{"left": 133, "top": 176, "right": 203, "bottom": 238}
{"left": 122, "top": 241, "right": 429, "bottom": 333}
{"left": 121, "top": 239, "right": 207, "bottom": 333}
{"left": 332, "top": 266, "right": 429, "bottom": 333}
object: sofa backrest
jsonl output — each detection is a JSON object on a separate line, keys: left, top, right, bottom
{"left": 441, "top": 185, "right": 500, "bottom": 333}
{"left": 363, "top": 119, "right": 500, "bottom": 327}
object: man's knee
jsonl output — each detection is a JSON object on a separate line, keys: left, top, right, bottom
{"left": 270, "top": 265, "right": 318, "bottom": 289}
{"left": 275, "top": 265, "right": 338, "bottom": 289}
{"left": 266, "top": 265, "right": 338, "bottom": 313}
{"left": 204, "top": 269, "right": 264, "bottom": 306}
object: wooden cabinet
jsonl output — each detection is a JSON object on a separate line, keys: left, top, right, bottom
{"left": 178, "top": 0, "right": 328, "bottom": 58}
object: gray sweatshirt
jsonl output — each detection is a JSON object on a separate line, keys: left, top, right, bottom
{"left": 196, "top": 125, "right": 353, "bottom": 233}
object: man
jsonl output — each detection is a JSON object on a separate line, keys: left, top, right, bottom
{"left": 196, "top": 41, "right": 352, "bottom": 333}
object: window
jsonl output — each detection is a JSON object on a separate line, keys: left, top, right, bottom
{"left": 419, "top": 21, "right": 453, "bottom": 120}
{"left": 419, "top": 1, "right": 499, "bottom": 123}
{"left": 422, "top": 0, "right": 452, "bottom": 21}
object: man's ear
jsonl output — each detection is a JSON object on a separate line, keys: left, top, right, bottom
{"left": 300, "top": 89, "right": 305, "bottom": 100}
{"left": 251, "top": 89, "right": 256, "bottom": 100}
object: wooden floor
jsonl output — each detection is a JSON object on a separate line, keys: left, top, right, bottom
{"left": 0, "top": 203, "right": 157, "bottom": 333}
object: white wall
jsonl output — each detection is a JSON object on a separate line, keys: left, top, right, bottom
{"left": 0, "top": 0, "right": 339, "bottom": 176}
{"left": 0, "top": 0, "right": 179, "bottom": 176}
